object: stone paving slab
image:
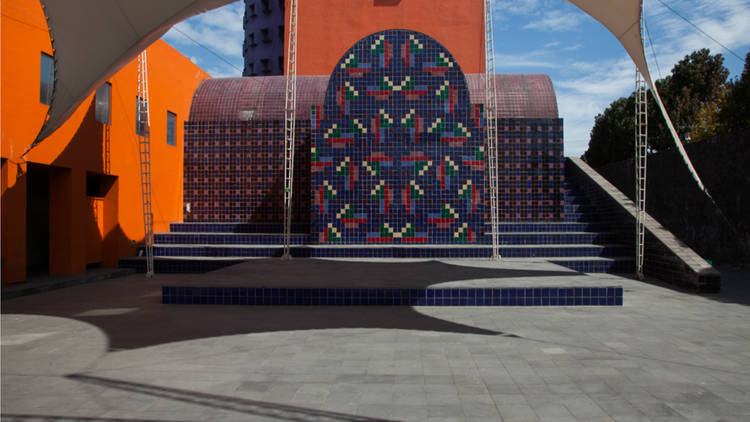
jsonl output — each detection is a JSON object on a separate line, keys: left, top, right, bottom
{"left": 1, "top": 267, "right": 136, "bottom": 300}
{"left": 2, "top": 260, "right": 750, "bottom": 421}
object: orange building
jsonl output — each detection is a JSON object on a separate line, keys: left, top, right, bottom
{"left": 290, "top": 0, "right": 485, "bottom": 75}
{"left": 1, "top": 0, "right": 210, "bottom": 284}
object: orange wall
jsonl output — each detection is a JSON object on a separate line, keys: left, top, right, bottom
{"left": 289, "top": 0, "right": 485, "bottom": 75}
{"left": 1, "top": 0, "right": 210, "bottom": 283}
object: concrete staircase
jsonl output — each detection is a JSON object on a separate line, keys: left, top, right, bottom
{"left": 119, "top": 179, "right": 635, "bottom": 274}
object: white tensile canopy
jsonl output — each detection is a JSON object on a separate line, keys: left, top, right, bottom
{"left": 33, "top": 0, "right": 705, "bottom": 191}
{"left": 34, "top": 0, "right": 233, "bottom": 143}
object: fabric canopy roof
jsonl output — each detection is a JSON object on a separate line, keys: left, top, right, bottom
{"left": 566, "top": 0, "right": 706, "bottom": 192}
{"left": 32, "top": 0, "right": 706, "bottom": 193}
{"left": 34, "top": 0, "right": 234, "bottom": 144}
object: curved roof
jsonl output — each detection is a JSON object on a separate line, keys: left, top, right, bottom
{"left": 467, "top": 74, "right": 558, "bottom": 119}
{"left": 189, "top": 74, "right": 558, "bottom": 121}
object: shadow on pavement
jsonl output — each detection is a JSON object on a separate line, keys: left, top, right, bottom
{"left": 634, "top": 264, "right": 750, "bottom": 307}
{"left": 177, "top": 258, "right": 581, "bottom": 287}
{"left": 64, "top": 373, "right": 395, "bottom": 422}
{"left": 700, "top": 265, "right": 750, "bottom": 306}
{"left": 0, "top": 414, "right": 193, "bottom": 422}
{"left": 0, "top": 260, "right": 566, "bottom": 350}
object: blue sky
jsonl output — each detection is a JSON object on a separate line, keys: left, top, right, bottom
{"left": 163, "top": 0, "right": 750, "bottom": 157}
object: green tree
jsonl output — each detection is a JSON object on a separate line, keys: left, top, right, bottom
{"left": 583, "top": 49, "right": 730, "bottom": 166}
{"left": 582, "top": 94, "right": 635, "bottom": 167}
{"left": 648, "top": 48, "right": 729, "bottom": 149}
{"left": 719, "top": 50, "right": 750, "bottom": 133}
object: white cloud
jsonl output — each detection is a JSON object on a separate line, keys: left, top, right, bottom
{"left": 557, "top": 94, "right": 604, "bottom": 157}
{"left": 156, "top": 0, "right": 748, "bottom": 157}
{"left": 557, "top": 0, "right": 750, "bottom": 156}
{"left": 495, "top": 54, "right": 561, "bottom": 69}
{"left": 206, "top": 65, "right": 241, "bottom": 79}
{"left": 554, "top": 56, "right": 635, "bottom": 157}
{"left": 556, "top": 57, "right": 634, "bottom": 96}
{"left": 163, "top": 1, "right": 244, "bottom": 69}
{"left": 494, "top": 0, "right": 541, "bottom": 16}
{"left": 523, "top": 10, "right": 584, "bottom": 32}
{"left": 644, "top": 0, "right": 750, "bottom": 75}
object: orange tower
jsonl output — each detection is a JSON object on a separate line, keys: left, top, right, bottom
{"left": 288, "top": 0, "right": 485, "bottom": 75}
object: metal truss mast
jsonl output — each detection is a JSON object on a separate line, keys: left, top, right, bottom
{"left": 136, "top": 50, "right": 155, "bottom": 277}
{"left": 634, "top": 5, "right": 648, "bottom": 280}
{"left": 282, "top": 0, "right": 298, "bottom": 259}
{"left": 484, "top": 0, "right": 501, "bottom": 259}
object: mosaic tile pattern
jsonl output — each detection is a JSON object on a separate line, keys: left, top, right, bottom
{"left": 121, "top": 176, "right": 635, "bottom": 274}
{"left": 497, "top": 118, "right": 565, "bottom": 222}
{"left": 183, "top": 120, "right": 310, "bottom": 225}
{"left": 183, "top": 41, "right": 565, "bottom": 234}
{"left": 162, "top": 285, "right": 624, "bottom": 306}
{"left": 312, "top": 30, "right": 485, "bottom": 244}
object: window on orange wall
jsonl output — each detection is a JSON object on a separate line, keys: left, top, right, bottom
{"left": 167, "top": 111, "right": 177, "bottom": 146}
{"left": 40, "top": 52, "right": 54, "bottom": 105}
{"left": 95, "top": 83, "right": 111, "bottom": 125}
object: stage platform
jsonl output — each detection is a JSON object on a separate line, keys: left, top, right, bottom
{"left": 162, "top": 258, "right": 624, "bottom": 306}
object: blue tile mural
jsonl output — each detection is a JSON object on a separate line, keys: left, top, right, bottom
{"left": 182, "top": 36, "right": 566, "bottom": 241}
{"left": 312, "top": 30, "right": 485, "bottom": 244}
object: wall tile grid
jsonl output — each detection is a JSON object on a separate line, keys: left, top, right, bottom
{"left": 183, "top": 120, "right": 310, "bottom": 226}
{"left": 566, "top": 157, "right": 720, "bottom": 292}
{"left": 497, "top": 118, "right": 564, "bottom": 222}
{"left": 163, "top": 285, "right": 623, "bottom": 306}
{"left": 183, "top": 30, "right": 565, "bottom": 243}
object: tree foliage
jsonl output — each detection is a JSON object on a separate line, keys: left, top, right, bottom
{"left": 647, "top": 48, "right": 729, "bottom": 149}
{"left": 582, "top": 95, "right": 635, "bottom": 167}
{"left": 719, "top": 50, "right": 750, "bottom": 133}
{"left": 583, "top": 48, "right": 735, "bottom": 167}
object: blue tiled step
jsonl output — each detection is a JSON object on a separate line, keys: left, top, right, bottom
{"left": 172, "top": 220, "right": 607, "bottom": 231}
{"left": 155, "top": 233, "right": 312, "bottom": 245}
{"left": 493, "top": 222, "right": 612, "bottom": 232}
{"left": 149, "top": 244, "right": 630, "bottom": 258}
{"left": 495, "top": 232, "right": 619, "bottom": 245}
{"left": 561, "top": 212, "right": 599, "bottom": 222}
{"left": 550, "top": 257, "right": 635, "bottom": 274}
{"left": 162, "top": 285, "right": 624, "bottom": 306}
{"left": 154, "top": 231, "right": 618, "bottom": 246}
{"left": 169, "top": 222, "right": 309, "bottom": 233}
{"left": 120, "top": 255, "right": 636, "bottom": 275}
{"left": 150, "top": 245, "right": 493, "bottom": 258}
{"left": 497, "top": 213, "right": 598, "bottom": 222}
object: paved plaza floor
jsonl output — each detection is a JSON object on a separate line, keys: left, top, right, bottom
{"left": 2, "top": 258, "right": 750, "bottom": 421}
